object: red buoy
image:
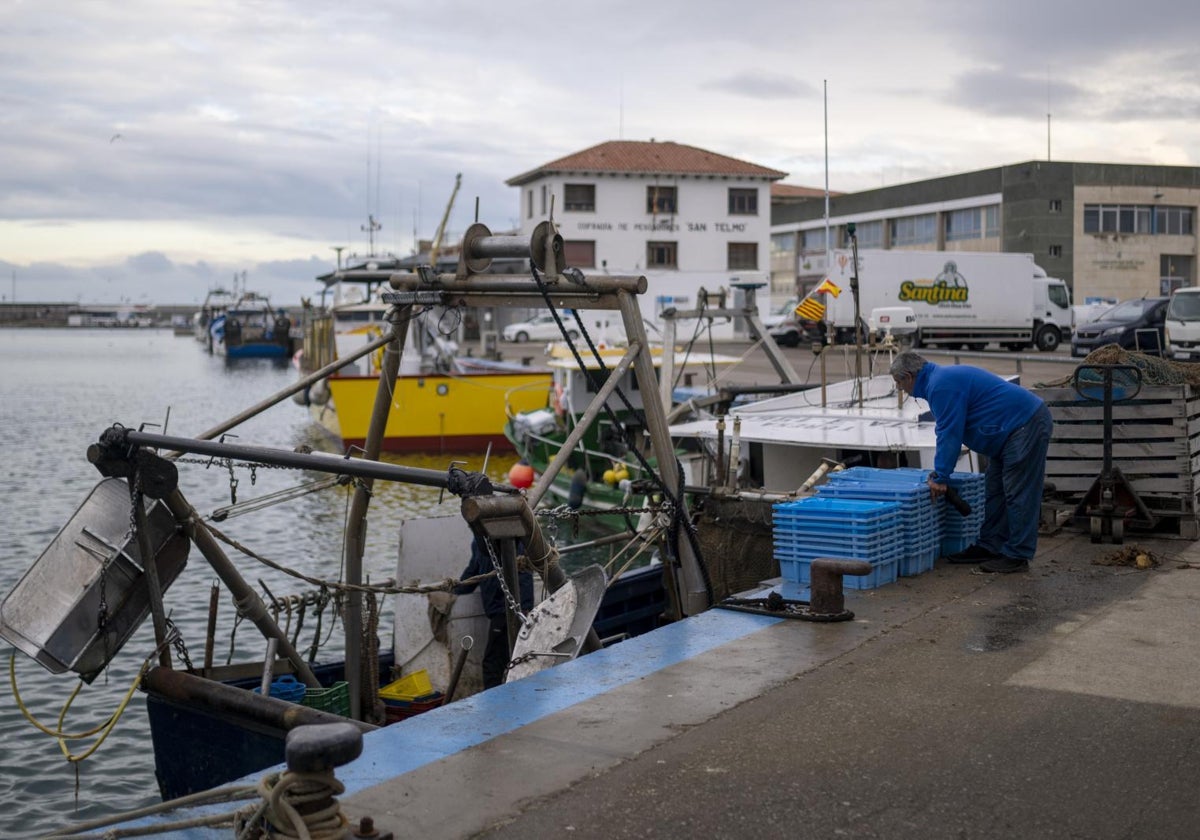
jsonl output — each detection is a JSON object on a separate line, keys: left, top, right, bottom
{"left": 508, "top": 460, "right": 535, "bottom": 489}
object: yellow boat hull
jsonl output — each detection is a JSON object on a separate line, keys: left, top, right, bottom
{"left": 311, "top": 371, "right": 550, "bottom": 453}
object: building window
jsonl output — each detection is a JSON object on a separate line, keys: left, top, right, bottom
{"left": 1156, "top": 206, "right": 1194, "bottom": 235}
{"left": 647, "top": 241, "right": 678, "bottom": 268}
{"left": 1082, "top": 203, "right": 1168, "bottom": 234}
{"left": 802, "top": 229, "right": 829, "bottom": 252}
{"left": 563, "top": 183, "right": 595, "bottom": 212}
{"left": 1048, "top": 244, "right": 1062, "bottom": 258}
{"left": 540, "top": 185, "right": 547, "bottom": 216}
{"left": 945, "top": 208, "right": 982, "bottom": 242}
{"left": 728, "top": 188, "right": 758, "bottom": 215}
{"left": 526, "top": 189, "right": 534, "bottom": 219}
{"left": 563, "top": 240, "right": 596, "bottom": 268}
{"left": 854, "top": 221, "right": 884, "bottom": 248}
{"left": 771, "top": 232, "right": 795, "bottom": 254}
{"left": 890, "top": 213, "right": 936, "bottom": 246}
{"left": 727, "top": 242, "right": 758, "bottom": 270}
{"left": 1048, "top": 199, "right": 1062, "bottom": 213}
{"left": 984, "top": 205, "right": 1000, "bottom": 237}
{"left": 647, "top": 185, "right": 677, "bottom": 214}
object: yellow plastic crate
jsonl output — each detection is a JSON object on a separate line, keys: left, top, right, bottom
{"left": 379, "top": 669, "right": 433, "bottom": 703}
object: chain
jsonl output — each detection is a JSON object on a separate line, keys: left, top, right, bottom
{"left": 536, "top": 502, "right": 672, "bottom": 520}
{"left": 175, "top": 456, "right": 295, "bottom": 471}
{"left": 507, "top": 650, "right": 572, "bottom": 669}
{"left": 481, "top": 538, "right": 527, "bottom": 625}
{"left": 165, "top": 617, "right": 195, "bottom": 671}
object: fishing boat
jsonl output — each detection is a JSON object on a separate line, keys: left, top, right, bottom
{"left": 504, "top": 341, "right": 744, "bottom": 526}
{"left": 2, "top": 222, "right": 723, "bottom": 823}
{"left": 209, "top": 290, "right": 296, "bottom": 360}
{"left": 193, "top": 285, "right": 238, "bottom": 348}
{"left": 296, "top": 261, "right": 551, "bottom": 453}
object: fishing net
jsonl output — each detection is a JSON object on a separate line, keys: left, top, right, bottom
{"left": 693, "top": 495, "right": 778, "bottom": 601}
{"left": 1037, "top": 345, "right": 1200, "bottom": 389}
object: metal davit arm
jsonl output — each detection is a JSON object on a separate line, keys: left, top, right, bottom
{"left": 341, "top": 303, "right": 410, "bottom": 720}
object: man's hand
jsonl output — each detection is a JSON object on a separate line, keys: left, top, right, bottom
{"left": 927, "top": 476, "right": 948, "bottom": 499}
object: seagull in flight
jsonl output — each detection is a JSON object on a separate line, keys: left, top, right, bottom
{"left": 110, "top": 133, "right": 122, "bottom": 143}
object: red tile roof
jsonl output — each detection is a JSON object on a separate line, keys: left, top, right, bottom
{"left": 507, "top": 140, "right": 787, "bottom": 186}
{"left": 771, "top": 183, "right": 836, "bottom": 199}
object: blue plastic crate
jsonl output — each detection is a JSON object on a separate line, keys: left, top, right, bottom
{"left": 773, "top": 496, "right": 902, "bottom": 521}
{"left": 252, "top": 674, "right": 306, "bottom": 703}
{"left": 899, "top": 551, "right": 937, "bottom": 577}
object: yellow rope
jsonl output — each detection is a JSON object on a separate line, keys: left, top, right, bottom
{"left": 9, "top": 652, "right": 150, "bottom": 763}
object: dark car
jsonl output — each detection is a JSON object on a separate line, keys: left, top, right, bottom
{"left": 1070, "top": 297, "right": 1168, "bottom": 358}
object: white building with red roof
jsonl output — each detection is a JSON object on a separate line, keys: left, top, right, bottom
{"left": 507, "top": 140, "right": 788, "bottom": 336}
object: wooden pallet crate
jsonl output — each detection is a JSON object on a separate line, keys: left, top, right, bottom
{"left": 1038, "top": 382, "right": 1200, "bottom": 536}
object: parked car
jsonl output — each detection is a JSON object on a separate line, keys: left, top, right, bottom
{"left": 502, "top": 313, "right": 579, "bottom": 343}
{"left": 767, "top": 315, "right": 824, "bottom": 348}
{"left": 1165, "top": 287, "right": 1200, "bottom": 360}
{"left": 761, "top": 298, "right": 799, "bottom": 329}
{"left": 1070, "top": 297, "right": 1168, "bottom": 358}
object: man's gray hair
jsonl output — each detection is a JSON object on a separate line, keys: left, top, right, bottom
{"left": 889, "top": 350, "right": 927, "bottom": 379}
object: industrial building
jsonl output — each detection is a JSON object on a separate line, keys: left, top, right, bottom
{"left": 770, "top": 161, "right": 1200, "bottom": 306}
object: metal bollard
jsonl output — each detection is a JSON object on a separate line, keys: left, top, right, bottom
{"left": 807, "top": 558, "right": 873, "bottom": 621}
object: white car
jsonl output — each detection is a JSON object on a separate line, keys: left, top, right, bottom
{"left": 502, "top": 313, "right": 579, "bottom": 343}
{"left": 761, "top": 298, "right": 799, "bottom": 329}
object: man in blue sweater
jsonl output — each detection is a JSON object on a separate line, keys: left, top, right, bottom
{"left": 890, "top": 351, "right": 1053, "bottom": 574}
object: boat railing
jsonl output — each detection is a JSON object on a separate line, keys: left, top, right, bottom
{"left": 521, "top": 427, "right": 649, "bottom": 481}
{"left": 503, "top": 378, "right": 553, "bottom": 420}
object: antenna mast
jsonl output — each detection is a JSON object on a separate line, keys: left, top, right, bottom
{"left": 361, "top": 215, "right": 381, "bottom": 257}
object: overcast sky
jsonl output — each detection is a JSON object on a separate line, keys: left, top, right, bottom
{"left": 4, "top": 0, "right": 1200, "bottom": 305}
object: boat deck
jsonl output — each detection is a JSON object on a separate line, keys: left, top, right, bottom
{"left": 94, "top": 528, "right": 1200, "bottom": 838}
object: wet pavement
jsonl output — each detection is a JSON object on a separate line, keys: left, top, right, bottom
{"left": 344, "top": 525, "right": 1200, "bottom": 839}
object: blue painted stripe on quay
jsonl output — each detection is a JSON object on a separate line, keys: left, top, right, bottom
{"left": 337, "top": 607, "right": 779, "bottom": 791}
{"left": 118, "top": 607, "right": 779, "bottom": 835}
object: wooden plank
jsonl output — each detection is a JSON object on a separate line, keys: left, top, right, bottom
{"left": 1047, "top": 440, "right": 1190, "bottom": 460}
{"left": 1045, "top": 458, "right": 1190, "bottom": 478}
{"left": 1049, "top": 403, "right": 1186, "bottom": 422}
{"left": 1049, "top": 423, "right": 1183, "bottom": 441}
{"left": 1045, "top": 474, "right": 1195, "bottom": 495}
{"left": 1037, "top": 384, "right": 1196, "bottom": 400}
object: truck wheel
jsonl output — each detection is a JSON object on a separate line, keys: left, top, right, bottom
{"left": 1035, "top": 325, "right": 1060, "bottom": 352}
{"left": 910, "top": 330, "right": 923, "bottom": 349}
{"left": 968, "top": 343, "right": 987, "bottom": 351}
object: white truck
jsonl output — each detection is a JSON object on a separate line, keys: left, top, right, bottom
{"left": 824, "top": 249, "right": 1072, "bottom": 352}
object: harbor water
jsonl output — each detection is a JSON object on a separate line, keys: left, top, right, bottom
{"left": 0, "top": 328, "right": 525, "bottom": 837}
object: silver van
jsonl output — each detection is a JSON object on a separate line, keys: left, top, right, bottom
{"left": 1165, "top": 287, "right": 1200, "bottom": 360}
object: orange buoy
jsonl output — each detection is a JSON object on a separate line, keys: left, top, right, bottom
{"left": 508, "top": 460, "right": 535, "bottom": 489}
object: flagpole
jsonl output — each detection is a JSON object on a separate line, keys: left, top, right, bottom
{"left": 823, "top": 79, "right": 830, "bottom": 275}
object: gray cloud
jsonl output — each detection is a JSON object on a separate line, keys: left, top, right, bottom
{"left": 703, "top": 73, "right": 816, "bottom": 101}
{"left": 938, "top": 1, "right": 1200, "bottom": 66}
{"left": 945, "top": 69, "right": 1088, "bottom": 118}
{"left": 7, "top": 0, "right": 1200, "bottom": 304}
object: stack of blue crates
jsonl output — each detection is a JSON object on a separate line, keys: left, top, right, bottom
{"left": 815, "top": 467, "right": 942, "bottom": 576}
{"left": 772, "top": 496, "right": 902, "bottom": 590}
{"left": 941, "top": 471, "right": 986, "bottom": 555}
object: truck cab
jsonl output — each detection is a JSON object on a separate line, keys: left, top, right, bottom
{"left": 1033, "top": 277, "right": 1073, "bottom": 352}
{"left": 1165, "top": 286, "right": 1200, "bottom": 360}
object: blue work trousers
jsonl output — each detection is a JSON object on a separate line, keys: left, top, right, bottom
{"left": 978, "top": 402, "right": 1053, "bottom": 561}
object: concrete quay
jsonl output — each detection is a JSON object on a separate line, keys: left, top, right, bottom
{"left": 333, "top": 527, "right": 1200, "bottom": 840}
